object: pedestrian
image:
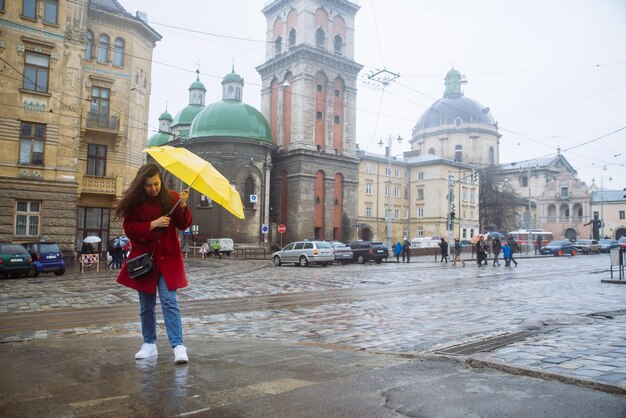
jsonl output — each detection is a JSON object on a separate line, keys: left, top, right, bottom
{"left": 476, "top": 235, "right": 488, "bottom": 266}
{"left": 439, "top": 237, "right": 449, "bottom": 263}
{"left": 114, "top": 242, "right": 124, "bottom": 269}
{"left": 502, "top": 240, "right": 512, "bottom": 267}
{"left": 491, "top": 237, "right": 502, "bottom": 267}
{"left": 115, "top": 163, "right": 192, "bottom": 364}
{"left": 80, "top": 241, "right": 94, "bottom": 257}
{"left": 213, "top": 240, "right": 220, "bottom": 258}
{"left": 535, "top": 234, "right": 543, "bottom": 254}
{"left": 107, "top": 239, "right": 116, "bottom": 270}
{"left": 199, "top": 242, "right": 209, "bottom": 260}
{"left": 394, "top": 241, "right": 402, "bottom": 263}
{"left": 402, "top": 237, "right": 411, "bottom": 263}
{"left": 451, "top": 238, "right": 466, "bottom": 267}
{"left": 506, "top": 235, "right": 519, "bottom": 267}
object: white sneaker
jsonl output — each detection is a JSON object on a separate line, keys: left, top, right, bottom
{"left": 135, "top": 343, "right": 158, "bottom": 359}
{"left": 174, "top": 345, "right": 188, "bottom": 364}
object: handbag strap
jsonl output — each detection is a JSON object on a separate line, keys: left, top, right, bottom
{"left": 148, "top": 229, "right": 163, "bottom": 259}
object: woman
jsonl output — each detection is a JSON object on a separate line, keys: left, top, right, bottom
{"left": 491, "top": 237, "right": 502, "bottom": 267}
{"left": 115, "top": 163, "right": 192, "bottom": 364}
{"left": 451, "top": 238, "right": 465, "bottom": 267}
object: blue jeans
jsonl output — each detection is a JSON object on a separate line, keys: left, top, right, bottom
{"left": 138, "top": 274, "right": 184, "bottom": 347}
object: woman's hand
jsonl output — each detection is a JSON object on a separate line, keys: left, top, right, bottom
{"left": 179, "top": 188, "right": 189, "bottom": 209}
{"left": 151, "top": 215, "right": 171, "bottom": 230}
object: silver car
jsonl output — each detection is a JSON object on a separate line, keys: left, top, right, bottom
{"left": 272, "top": 240, "right": 335, "bottom": 267}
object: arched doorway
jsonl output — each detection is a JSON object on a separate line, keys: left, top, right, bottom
{"left": 615, "top": 228, "right": 626, "bottom": 239}
{"left": 564, "top": 228, "right": 577, "bottom": 242}
{"left": 360, "top": 227, "right": 372, "bottom": 241}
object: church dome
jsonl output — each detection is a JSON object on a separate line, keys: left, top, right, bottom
{"left": 147, "top": 131, "right": 170, "bottom": 147}
{"left": 189, "top": 99, "right": 272, "bottom": 142}
{"left": 171, "top": 104, "right": 204, "bottom": 126}
{"left": 223, "top": 71, "right": 243, "bottom": 84}
{"left": 189, "top": 79, "right": 206, "bottom": 91}
{"left": 415, "top": 68, "right": 495, "bottom": 130}
{"left": 158, "top": 110, "right": 173, "bottom": 121}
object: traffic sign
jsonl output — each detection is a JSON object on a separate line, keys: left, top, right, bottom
{"left": 277, "top": 224, "right": 286, "bottom": 234}
{"left": 262, "top": 224, "right": 269, "bottom": 234}
{"left": 250, "top": 194, "right": 258, "bottom": 203}
{"left": 184, "top": 227, "right": 190, "bottom": 235}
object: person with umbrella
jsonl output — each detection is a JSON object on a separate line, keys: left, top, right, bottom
{"left": 115, "top": 163, "right": 192, "bottom": 364}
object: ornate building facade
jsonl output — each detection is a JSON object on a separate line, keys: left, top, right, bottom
{"left": 0, "top": 0, "right": 160, "bottom": 255}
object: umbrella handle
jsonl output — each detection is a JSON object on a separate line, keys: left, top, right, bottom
{"left": 167, "top": 187, "right": 191, "bottom": 216}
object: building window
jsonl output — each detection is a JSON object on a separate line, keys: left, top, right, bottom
{"left": 394, "top": 186, "right": 400, "bottom": 198}
{"left": 244, "top": 176, "right": 255, "bottom": 209}
{"left": 416, "top": 188, "right": 424, "bottom": 200}
{"left": 274, "top": 36, "right": 282, "bottom": 55}
{"left": 19, "top": 122, "right": 45, "bottom": 165}
{"left": 561, "top": 186, "right": 569, "bottom": 197}
{"left": 417, "top": 226, "right": 424, "bottom": 237}
{"left": 365, "top": 183, "right": 372, "bottom": 194}
{"left": 620, "top": 210, "right": 625, "bottom": 220}
{"left": 15, "top": 201, "right": 40, "bottom": 236}
{"left": 87, "top": 144, "right": 107, "bottom": 176}
{"left": 417, "top": 171, "right": 424, "bottom": 180}
{"left": 86, "top": 30, "right": 94, "bottom": 60}
{"left": 394, "top": 208, "right": 399, "bottom": 219}
{"left": 23, "top": 52, "right": 50, "bottom": 92}
{"left": 335, "top": 89, "right": 340, "bottom": 97}
{"left": 317, "top": 84, "right": 323, "bottom": 92}
{"left": 333, "top": 34, "right": 343, "bottom": 54}
{"left": 385, "top": 167, "right": 391, "bottom": 177}
{"left": 315, "top": 27, "right": 325, "bottom": 49}
{"left": 404, "top": 187, "right": 409, "bottom": 199}
{"left": 43, "top": 0, "right": 58, "bottom": 24}
{"left": 98, "top": 34, "right": 109, "bottom": 63}
{"left": 90, "top": 86, "right": 110, "bottom": 119}
{"left": 288, "top": 28, "right": 296, "bottom": 47}
{"left": 470, "top": 193, "right": 475, "bottom": 202}
{"left": 394, "top": 168, "right": 400, "bottom": 177}
{"left": 365, "top": 206, "right": 372, "bottom": 217}
{"left": 316, "top": 111, "right": 323, "bottom": 119}
{"left": 489, "top": 146, "right": 495, "bottom": 165}
{"left": 428, "top": 148, "right": 436, "bottom": 155}
{"left": 521, "top": 176, "right": 528, "bottom": 187}
{"left": 0, "top": 0, "right": 5, "bottom": 12}
{"left": 365, "top": 163, "right": 372, "bottom": 173}
{"left": 462, "top": 228, "right": 467, "bottom": 239}
{"left": 455, "top": 145, "right": 463, "bottom": 162}
{"left": 462, "top": 191, "right": 467, "bottom": 201}
{"left": 334, "top": 115, "right": 340, "bottom": 124}
{"left": 417, "top": 207, "right": 424, "bottom": 218}
{"left": 384, "top": 184, "right": 390, "bottom": 197}
{"left": 22, "top": 0, "right": 36, "bottom": 19}
{"left": 77, "top": 207, "right": 110, "bottom": 252}
{"left": 113, "top": 38, "right": 125, "bottom": 66}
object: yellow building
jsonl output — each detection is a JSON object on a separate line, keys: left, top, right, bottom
{"left": 0, "top": 0, "right": 160, "bottom": 256}
{"left": 355, "top": 150, "right": 479, "bottom": 245}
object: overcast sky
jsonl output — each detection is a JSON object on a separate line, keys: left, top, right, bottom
{"left": 122, "top": 0, "right": 626, "bottom": 190}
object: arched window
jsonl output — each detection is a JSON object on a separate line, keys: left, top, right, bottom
{"left": 455, "top": 145, "right": 463, "bottom": 162}
{"left": 333, "top": 34, "right": 343, "bottom": 54}
{"left": 86, "top": 31, "right": 94, "bottom": 60}
{"left": 488, "top": 146, "right": 495, "bottom": 165}
{"left": 428, "top": 148, "right": 436, "bottom": 155}
{"left": 275, "top": 36, "right": 282, "bottom": 55}
{"left": 113, "top": 38, "right": 125, "bottom": 66}
{"left": 288, "top": 28, "right": 296, "bottom": 47}
{"left": 98, "top": 34, "right": 109, "bottom": 63}
{"left": 244, "top": 177, "right": 255, "bottom": 209}
{"left": 315, "top": 28, "right": 325, "bottom": 49}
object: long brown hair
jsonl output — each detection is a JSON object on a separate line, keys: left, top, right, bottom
{"left": 115, "top": 163, "right": 174, "bottom": 219}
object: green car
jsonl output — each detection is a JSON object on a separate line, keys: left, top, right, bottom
{"left": 0, "top": 244, "right": 32, "bottom": 278}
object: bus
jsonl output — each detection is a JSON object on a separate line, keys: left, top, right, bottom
{"left": 507, "top": 229, "right": 553, "bottom": 248}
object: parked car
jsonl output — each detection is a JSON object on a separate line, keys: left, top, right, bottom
{"left": 347, "top": 241, "right": 389, "bottom": 264}
{"left": 539, "top": 240, "right": 577, "bottom": 256}
{"left": 573, "top": 239, "right": 601, "bottom": 255}
{"left": 20, "top": 242, "right": 65, "bottom": 277}
{"left": 598, "top": 239, "right": 619, "bottom": 253}
{"left": 272, "top": 240, "right": 335, "bottom": 267}
{"left": 330, "top": 241, "right": 353, "bottom": 264}
{"left": 0, "top": 243, "right": 32, "bottom": 278}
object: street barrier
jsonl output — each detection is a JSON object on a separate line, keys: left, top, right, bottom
{"left": 80, "top": 254, "right": 100, "bottom": 273}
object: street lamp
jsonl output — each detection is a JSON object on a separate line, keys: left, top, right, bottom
{"left": 378, "top": 135, "right": 403, "bottom": 250}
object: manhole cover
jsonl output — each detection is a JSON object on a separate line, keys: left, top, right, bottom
{"left": 435, "top": 330, "right": 547, "bottom": 356}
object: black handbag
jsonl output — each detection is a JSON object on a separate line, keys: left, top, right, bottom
{"left": 126, "top": 230, "right": 161, "bottom": 279}
{"left": 127, "top": 253, "right": 154, "bottom": 279}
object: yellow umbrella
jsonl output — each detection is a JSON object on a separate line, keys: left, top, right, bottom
{"left": 144, "top": 145, "right": 244, "bottom": 219}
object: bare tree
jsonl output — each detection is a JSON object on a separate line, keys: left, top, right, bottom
{"left": 479, "top": 166, "right": 524, "bottom": 233}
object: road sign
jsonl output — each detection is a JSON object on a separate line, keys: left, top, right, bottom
{"left": 250, "top": 194, "right": 258, "bottom": 203}
{"left": 262, "top": 224, "right": 269, "bottom": 234}
{"left": 277, "top": 224, "right": 286, "bottom": 234}
{"left": 184, "top": 227, "right": 190, "bottom": 235}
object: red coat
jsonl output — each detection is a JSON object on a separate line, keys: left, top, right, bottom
{"left": 117, "top": 190, "right": 192, "bottom": 294}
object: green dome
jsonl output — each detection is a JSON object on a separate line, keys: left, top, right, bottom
{"left": 158, "top": 111, "right": 173, "bottom": 121}
{"left": 171, "top": 104, "right": 204, "bottom": 127}
{"left": 147, "top": 131, "right": 170, "bottom": 147}
{"left": 189, "top": 99, "right": 272, "bottom": 142}
{"left": 223, "top": 71, "right": 243, "bottom": 83}
{"left": 189, "top": 79, "right": 206, "bottom": 91}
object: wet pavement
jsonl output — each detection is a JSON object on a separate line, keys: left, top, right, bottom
{"left": 1, "top": 253, "right": 626, "bottom": 416}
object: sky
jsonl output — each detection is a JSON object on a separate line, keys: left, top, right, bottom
{"left": 121, "top": 0, "right": 626, "bottom": 190}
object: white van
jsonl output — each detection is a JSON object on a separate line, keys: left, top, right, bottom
{"left": 206, "top": 238, "right": 234, "bottom": 257}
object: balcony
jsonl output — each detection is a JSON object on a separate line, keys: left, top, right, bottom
{"left": 80, "top": 175, "right": 118, "bottom": 196}
{"left": 86, "top": 111, "right": 119, "bottom": 131}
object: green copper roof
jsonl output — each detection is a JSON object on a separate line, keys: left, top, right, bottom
{"left": 147, "top": 131, "right": 170, "bottom": 147}
{"left": 189, "top": 79, "right": 206, "bottom": 91}
{"left": 171, "top": 104, "right": 204, "bottom": 127}
{"left": 158, "top": 110, "right": 173, "bottom": 121}
{"left": 223, "top": 71, "right": 243, "bottom": 84}
{"left": 189, "top": 99, "right": 272, "bottom": 142}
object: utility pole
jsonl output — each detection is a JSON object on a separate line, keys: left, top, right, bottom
{"left": 378, "top": 135, "right": 403, "bottom": 250}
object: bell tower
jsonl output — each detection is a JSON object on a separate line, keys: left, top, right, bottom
{"left": 257, "top": 0, "right": 362, "bottom": 242}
